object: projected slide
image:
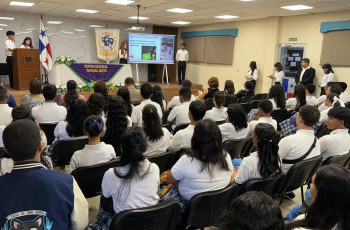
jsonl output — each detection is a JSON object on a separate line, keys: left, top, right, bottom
{"left": 128, "top": 33, "right": 175, "bottom": 64}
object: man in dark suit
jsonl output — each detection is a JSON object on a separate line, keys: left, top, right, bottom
{"left": 296, "top": 58, "right": 315, "bottom": 85}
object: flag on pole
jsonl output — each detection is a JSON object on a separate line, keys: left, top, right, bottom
{"left": 39, "top": 16, "right": 53, "bottom": 72}
{"left": 282, "top": 77, "right": 296, "bottom": 99}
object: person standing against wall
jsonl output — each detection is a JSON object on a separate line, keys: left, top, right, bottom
{"left": 176, "top": 43, "right": 189, "bottom": 85}
{"left": 4, "top": 31, "right": 16, "bottom": 88}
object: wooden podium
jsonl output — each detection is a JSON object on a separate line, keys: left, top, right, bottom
{"left": 12, "top": 48, "right": 40, "bottom": 90}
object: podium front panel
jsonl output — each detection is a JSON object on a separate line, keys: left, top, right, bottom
{"left": 13, "top": 49, "right": 40, "bottom": 90}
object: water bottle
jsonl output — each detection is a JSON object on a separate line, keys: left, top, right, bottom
{"left": 77, "top": 56, "right": 80, "bottom": 63}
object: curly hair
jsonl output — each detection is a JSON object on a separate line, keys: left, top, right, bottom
{"left": 64, "top": 80, "right": 78, "bottom": 108}
{"left": 94, "top": 81, "right": 108, "bottom": 96}
{"left": 66, "top": 100, "right": 90, "bottom": 137}
{"left": 151, "top": 86, "right": 165, "bottom": 114}
{"left": 87, "top": 93, "right": 105, "bottom": 116}
{"left": 299, "top": 105, "right": 320, "bottom": 127}
{"left": 227, "top": 104, "right": 248, "bottom": 132}
{"left": 117, "top": 86, "right": 133, "bottom": 116}
{"left": 268, "top": 84, "right": 286, "bottom": 110}
{"left": 142, "top": 104, "right": 164, "bottom": 141}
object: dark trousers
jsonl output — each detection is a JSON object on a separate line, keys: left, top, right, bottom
{"left": 320, "top": 87, "right": 325, "bottom": 96}
{"left": 178, "top": 61, "right": 186, "bottom": 83}
{"left": 6, "top": 56, "right": 13, "bottom": 88}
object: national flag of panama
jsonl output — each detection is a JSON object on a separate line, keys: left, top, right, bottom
{"left": 39, "top": 17, "right": 53, "bottom": 72}
{"left": 282, "top": 78, "right": 296, "bottom": 99}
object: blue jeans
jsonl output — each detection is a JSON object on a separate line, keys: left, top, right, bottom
{"left": 284, "top": 189, "right": 311, "bottom": 219}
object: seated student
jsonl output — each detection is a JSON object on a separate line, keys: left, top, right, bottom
{"left": 142, "top": 104, "right": 171, "bottom": 157}
{"left": 285, "top": 165, "right": 350, "bottom": 230}
{"left": 168, "top": 101, "right": 206, "bottom": 152}
{"left": 0, "top": 120, "right": 88, "bottom": 229}
{"left": 268, "top": 84, "right": 286, "bottom": 110}
{"left": 319, "top": 83, "right": 343, "bottom": 112}
{"left": 117, "top": 86, "right": 133, "bottom": 116}
{"left": 69, "top": 115, "right": 116, "bottom": 173}
{"left": 131, "top": 83, "right": 163, "bottom": 127}
{"left": 58, "top": 80, "right": 86, "bottom": 108}
{"left": 286, "top": 84, "right": 306, "bottom": 111}
{"left": 0, "top": 86, "right": 12, "bottom": 126}
{"left": 21, "top": 78, "right": 45, "bottom": 109}
{"left": 278, "top": 105, "right": 321, "bottom": 174}
{"left": 89, "top": 127, "right": 160, "bottom": 229}
{"left": 168, "top": 87, "right": 192, "bottom": 129}
{"left": 305, "top": 83, "right": 317, "bottom": 106}
{"left": 203, "top": 91, "right": 228, "bottom": 122}
{"left": 219, "top": 104, "right": 249, "bottom": 142}
{"left": 221, "top": 191, "right": 284, "bottom": 230}
{"left": 233, "top": 123, "right": 281, "bottom": 184}
{"left": 338, "top": 82, "right": 350, "bottom": 103}
{"left": 198, "top": 76, "right": 219, "bottom": 101}
{"left": 150, "top": 85, "right": 166, "bottom": 115}
{"left": 87, "top": 93, "right": 107, "bottom": 128}
{"left": 32, "top": 84, "right": 67, "bottom": 123}
{"left": 314, "top": 82, "right": 341, "bottom": 109}
{"left": 318, "top": 93, "right": 343, "bottom": 126}
{"left": 223, "top": 79, "right": 235, "bottom": 97}
{"left": 169, "top": 80, "right": 196, "bottom": 109}
{"left": 94, "top": 80, "right": 112, "bottom": 113}
{"left": 319, "top": 107, "right": 350, "bottom": 160}
{"left": 236, "top": 81, "right": 255, "bottom": 99}
{"left": 247, "top": 99, "right": 277, "bottom": 137}
{"left": 124, "top": 77, "right": 141, "bottom": 104}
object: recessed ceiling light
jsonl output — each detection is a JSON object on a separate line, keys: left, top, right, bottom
{"left": 215, "top": 15, "right": 239, "bottom": 19}
{"left": 128, "top": 16, "right": 149, "bottom": 20}
{"left": 0, "top": 17, "right": 14, "bottom": 20}
{"left": 281, "top": 5, "right": 313, "bottom": 10}
{"left": 9, "top": 1, "right": 35, "bottom": 6}
{"left": 89, "top": 25, "right": 104, "bottom": 28}
{"left": 76, "top": 9, "right": 98, "bottom": 13}
{"left": 167, "top": 8, "right": 193, "bottom": 13}
{"left": 0, "top": 24, "right": 8, "bottom": 27}
{"left": 0, "top": 28, "right": 3, "bottom": 31}
{"left": 47, "top": 21, "right": 63, "bottom": 24}
{"left": 74, "top": 29, "right": 86, "bottom": 32}
{"left": 105, "top": 0, "right": 134, "bottom": 5}
{"left": 61, "top": 31, "right": 74, "bottom": 34}
{"left": 171, "top": 21, "right": 191, "bottom": 25}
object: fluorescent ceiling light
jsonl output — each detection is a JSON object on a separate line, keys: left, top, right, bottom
{"left": 61, "top": 31, "right": 74, "bottom": 34}
{"left": 0, "top": 28, "right": 3, "bottom": 31}
{"left": 74, "top": 29, "right": 86, "bottom": 32}
{"left": 80, "top": 36, "right": 88, "bottom": 38}
{"left": 215, "top": 15, "right": 239, "bottom": 19}
{"left": 76, "top": 9, "right": 98, "bottom": 13}
{"left": 47, "top": 21, "right": 62, "bottom": 24}
{"left": 167, "top": 8, "right": 193, "bottom": 13}
{"left": 9, "top": 1, "right": 35, "bottom": 6}
{"left": 26, "top": 28, "right": 36, "bottom": 30}
{"left": 0, "top": 17, "right": 14, "bottom": 20}
{"left": 240, "top": 0, "right": 254, "bottom": 1}
{"left": 105, "top": 0, "right": 134, "bottom": 5}
{"left": 128, "top": 16, "right": 149, "bottom": 20}
{"left": 281, "top": 5, "right": 313, "bottom": 10}
{"left": 0, "top": 24, "right": 8, "bottom": 27}
{"left": 89, "top": 25, "right": 104, "bottom": 28}
{"left": 171, "top": 21, "right": 191, "bottom": 25}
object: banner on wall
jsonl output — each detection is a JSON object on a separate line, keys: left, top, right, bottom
{"left": 95, "top": 28, "right": 120, "bottom": 63}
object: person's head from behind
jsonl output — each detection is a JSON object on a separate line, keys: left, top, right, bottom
{"left": 268, "top": 84, "right": 286, "bottom": 110}
{"left": 305, "top": 84, "right": 316, "bottom": 95}
{"left": 117, "top": 86, "right": 131, "bottom": 105}
{"left": 213, "top": 91, "right": 225, "bottom": 108}
{"left": 221, "top": 191, "right": 284, "bottom": 230}
{"left": 181, "top": 43, "right": 185, "bottom": 49}
{"left": 94, "top": 81, "right": 108, "bottom": 96}
{"left": 65, "top": 80, "right": 78, "bottom": 107}
{"left": 142, "top": 104, "right": 163, "bottom": 141}
{"left": 43, "top": 84, "right": 57, "bottom": 101}
{"left": 140, "top": 83, "right": 153, "bottom": 99}
{"left": 301, "top": 58, "right": 310, "bottom": 68}
{"left": 22, "top": 37, "right": 33, "bottom": 48}
{"left": 297, "top": 105, "right": 320, "bottom": 128}
{"left": 322, "top": 63, "right": 333, "bottom": 74}
{"left": 67, "top": 80, "right": 77, "bottom": 91}
{"left": 179, "top": 87, "right": 191, "bottom": 103}
{"left": 208, "top": 77, "right": 219, "bottom": 89}
{"left": 258, "top": 99, "right": 273, "bottom": 117}
{"left": 3, "top": 120, "right": 42, "bottom": 162}
{"left": 0, "top": 86, "right": 8, "bottom": 104}
{"left": 6, "top": 30, "right": 15, "bottom": 40}
{"left": 337, "top": 82, "right": 347, "bottom": 93}
{"left": 124, "top": 77, "right": 135, "bottom": 87}
{"left": 189, "top": 101, "right": 206, "bottom": 123}
{"left": 66, "top": 100, "right": 90, "bottom": 137}
{"left": 87, "top": 93, "right": 105, "bottom": 116}
{"left": 84, "top": 115, "right": 104, "bottom": 139}
{"left": 274, "top": 62, "right": 283, "bottom": 72}
{"left": 326, "top": 83, "right": 342, "bottom": 96}
{"left": 152, "top": 85, "right": 165, "bottom": 100}
{"left": 12, "top": 106, "right": 35, "bottom": 122}
{"left": 326, "top": 107, "right": 350, "bottom": 130}
{"left": 29, "top": 78, "right": 42, "bottom": 95}
{"left": 224, "top": 80, "right": 235, "bottom": 95}
{"left": 244, "top": 81, "right": 254, "bottom": 92}
{"left": 182, "top": 79, "right": 192, "bottom": 88}
{"left": 227, "top": 104, "right": 248, "bottom": 132}
{"left": 249, "top": 61, "right": 257, "bottom": 71}
{"left": 150, "top": 85, "right": 164, "bottom": 112}
{"left": 325, "top": 93, "right": 341, "bottom": 108}
{"left": 294, "top": 84, "right": 306, "bottom": 110}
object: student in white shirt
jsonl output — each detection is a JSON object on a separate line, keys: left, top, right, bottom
{"left": 304, "top": 84, "right": 317, "bottom": 106}
{"left": 168, "top": 101, "right": 206, "bottom": 152}
{"left": 318, "top": 63, "right": 334, "bottom": 96}
{"left": 19, "top": 37, "right": 33, "bottom": 49}
{"left": 247, "top": 99, "right": 278, "bottom": 137}
{"left": 278, "top": 105, "right": 321, "bottom": 174}
{"left": 168, "top": 87, "right": 191, "bottom": 129}
{"left": 267, "top": 62, "right": 284, "bottom": 85}
{"left": 233, "top": 123, "right": 281, "bottom": 184}
{"left": 315, "top": 82, "right": 341, "bottom": 109}
{"left": 131, "top": 83, "right": 163, "bottom": 127}
{"left": 338, "top": 82, "right": 350, "bottom": 103}
{"left": 176, "top": 43, "right": 189, "bottom": 85}
{"left": 169, "top": 80, "right": 196, "bottom": 109}
{"left": 69, "top": 115, "right": 116, "bottom": 173}
{"left": 4, "top": 31, "right": 16, "bottom": 88}
{"left": 166, "top": 119, "right": 234, "bottom": 202}
{"left": 268, "top": 84, "right": 286, "bottom": 110}
{"left": 286, "top": 84, "right": 307, "bottom": 111}
{"left": 32, "top": 84, "right": 67, "bottom": 124}
{"left": 219, "top": 104, "right": 249, "bottom": 142}
{"left": 203, "top": 91, "right": 228, "bottom": 122}
{"left": 0, "top": 86, "right": 12, "bottom": 126}
{"left": 285, "top": 165, "right": 350, "bottom": 230}
{"left": 318, "top": 93, "right": 344, "bottom": 126}
{"left": 142, "top": 104, "right": 171, "bottom": 157}
{"left": 245, "top": 61, "right": 258, "bottom": 90}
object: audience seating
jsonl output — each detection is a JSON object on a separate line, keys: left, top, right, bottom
{"left": 216, "top": 120, "right": 226, "bottom": 125}
{"left": 162, "top": 110, "right": 170, "bottom": 125}
{"left": 248, "top": 100, "right": 260, "bottom": 111}
{"left": 109, "top": 199, "right": 181, "bottom": 230}
{"left": 224, "top": 96, "right": 237, "bottom": 107}
{"left": 204, "top": 98, "right": 214, "bottom": 111}
{"left": 239, "top": 103, "right": 250, "bottom": 113}
{"left": 132, "top": 101, "right": 141, "bottom": 106}
{"left": 40, "top": 123, "right": 57, "bottom": 145}
{"left": 238, "top": 95, "right": 255, "bottom": 103}
{"left": 147, "top": 151, "right": 176, "bottom": 173}
{"left": 254, "top": 93, "right": 268, "bottom": 100}
{"left": 0, "top": 147, "right": 5, "bottom": 158}
{"left": 51, "top": 138, "right": 89, "bottom": 166}
{"left": 162, "top": 124, "right": 173, "bottom": 133}
{"left": 345, "top": 102, "right": 350, "bottom": 109}
{"left": 321, "top": 152, "right": 350, "bottom": 167}
{"left": 71, "top": 158, "right": 120, "bottom": 198}
{"left": 286, "top": 110, "right": 297, "bottom": 119}
{"left": 173, "top": 123, "right": 190, "bottom": 135}
{"left": 315, "top": 122, "right": 331, "bottom": 139}
{"left": 278, "top": 155, "right": 323, "bottom": 204}
{"left": 223, "top": 137, "right": 252, "bottom": 158}
{"left": 180, "top": 183, "right": 239, "bottom": 230}
{"left": 271, "top": 109, "right": 287, "bottom": 131}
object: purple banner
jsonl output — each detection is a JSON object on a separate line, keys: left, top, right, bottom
{"left": 68, "top": 63, "right": 124, "bottom": 83}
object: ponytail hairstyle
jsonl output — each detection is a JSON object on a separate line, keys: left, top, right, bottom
{"left": 117, "top": 86, "right": 133, "bottom": 116}
{"left": 66, "top": 100, "right": 90, "bottom": 137}
{"left": 150, "top": 85, "right": 165, "bottom": 114}
{"left": 84, "top": 115, "right": 104, "bottom": 138}
{"left": 250, "top": 61, "right": 257, "bottom": 74}
{"left": 253, "top": 123, "right": 281, "bottom": 179}
{"left": 87, "top": 93, "right": 105, "bottom": 116}
{"left": 293, "top": 84, "right": 307, "bottom": 111}
{"left": 213, "top": 91, "right": 225, "bottom": 108}
{"left": 142, "top": 104, "right": 164, "bottom": 142}
{"left": 327, "top": 93, "right": 341, "bottom": 108}
{"left": 64, "top": 80, "right": 78, "bottom": 108}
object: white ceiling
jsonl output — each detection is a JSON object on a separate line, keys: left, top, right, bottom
{"left": 1, "top": 0, "right": 350, "bottom": 27}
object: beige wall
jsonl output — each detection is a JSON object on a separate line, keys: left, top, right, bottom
{"left": 178, "top": 10, "right": 350, "bottom": 96}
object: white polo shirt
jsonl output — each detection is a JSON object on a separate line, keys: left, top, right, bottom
{"left": 144, "top": 128, "right": 171, "bottom": 157}
{"left": 274, "top": 70, "right": 284, "bottom": 84}
{"left": 318, "top": 107, "right": 331, "bottom": 126}
{"left": 4, "top": 39, "right": 15, "bottom": 57}
{"left": 278, "top": 129, "right": 320, "bottom": 174}
{"left": 247, "top": 117, "right": 277, "bottom": 137}
{"left": 286, "top": 98, "right": 298, "bottom": 111}
{"left": 246, "top": 69, "right": 258, "bottom": 81}
{"left": 169, "top": 95, "right": 196, "bottom": 109}
{"left": 32, "top": 102, "right": 67, "bottom": 124}
{"left": 203, "top": 107, "right": 228, "bottom": 122}
{"left": 306, "top": 96, "right": 317, "bottom": 106}
{"left": 219, "top": 123, "right": 249, "bottom": 142}
{"left": 0, "top": 104, "right": 13, "bottom": 126}
{"left": 269, "top": 99, "right": 281, "bottom": 110}
{"left": 54, "top": 121, "right": 87, "bottom": 141}
{"left": 319, "top": 129, "right": 350, "bottom": 160}
{"left": 340, "top": 92, "right": 350, "bottom": 103}
{"left": 168, "top": 124, "right": 194, "bottom": 152}
{"left": 315, "top": 95, "right": 326, "bottom": 107}
{"left": 320, "top": 73, "right": 334, "bottom": 88}
{"left": 167, "top": 101, "right": 191, "bottom": 129}
{"left": 131, "top": 99, "right": 163, "bottom": 127}
{"left": 235, "top": 152, "right": 262, "bottom": 184}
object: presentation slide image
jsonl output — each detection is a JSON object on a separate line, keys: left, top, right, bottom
{"left": 160, "top": 38, "right": 174, "bottom": 60}
{"left": 142, "top": 46, "right": 156, "bottom": 60}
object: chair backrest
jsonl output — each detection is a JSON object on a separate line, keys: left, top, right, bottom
{"left": 161, "top": 124, "right": 172, "bottom": 133}
{"left": 109, "top": 199, "right": 181, "bottom": 230}
{"left": 0, "top": 148, "right": 5, "bottom": 158}
{"left": 204, "top": 98, "right": 214, "bottom": 111}
{"left": 71, "top": 158, "right": 120, "bottom": 198}
{"left": 51, "top": 138, "right": 89, "bottom": 166}
{"left": 271, "top": 109, "right": 288, "bottom": 124}
{"left": 345, "top": 102, "right": 350, "bottom": 109}
{"left": 254, "top": 93, "right": 268, "bottom": 100}
{"left": 248, "top": 100, "right": 260, "bottom": 111}
{"left": 322, "top": 152, "right": 350, "bottom": 167}
{"left": 224, "top": 96, "right": 237, "bottom": 107}
{"left": 182, "top": 183, "right": 239, "bottom": 229}
{"left": 239, "top": 95, "right": 255, "bottom": 103}
{"left": 223, "top": 137, "right": 252, "bottom": 158}
{"left": 216, "top": 120, "right": 226, "bottom": 125}
{"left": 239, "top": 103, "right": 250, "bottom": 113}
{"left": 315, "top": 122, "right": 331, "bottom": 139}
{"left": 40, "top": 123, "right": 57, "bottom": 145}
{"left": 173, "top": 123, "right": 190, "bottom": 134}
{"left": 147, "top": 151, "right": 176, "bottom": 173}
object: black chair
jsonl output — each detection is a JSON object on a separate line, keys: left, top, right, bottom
{"left": 216, "top": 120, "right": 226, "bottom": 125}
{"left": 254, "top": 93, "right": 268, "bottom": 100}
{"left": 51, "top": 138, "right": 89, "bottom": 166}
{"left": 109, "top": 199, "right": 181, "bottom": 230}
{"left": 321, "top": 152, "right": 350, "bottom": 167}
{"left": 40, "top": 123, "right": 57, "bottom": 145}
{"left": 71, "top": 158, "right": 120, "bottom": 198}
{"left": 238, "top": 95, "right": 255, "bottom": 103}
{"left": 286, "top": 110, "right": 297, "bottom": 119}
{"left": 278, "top": 155, "right": 323, "bottom": 204}
{"left": 315, "top": 122, "right": 331, "bottom": 139}
{"left": 271, "top": 109, "right": 287, "bottom": 124}
{"left": 181, "top": 183, "right": 239, "bottom": 230}
{"left": 204, "top": 98, "right": 214, "bottom": 111}
{"left": 131, "top": 101, "right": 141, "bottom": 106}
{"left": 147, "top": 151, "right": 176, "bottom": 173}
{"left": 162, "top": 124, "right": 173, "bottom": 133}
{"left": 223, "top": 137, "right": 252, "bottom": 158}
{"left": 345, "top": 102, "right": 350, "bottom": 109}
{"left": 224, "top": 96, "right": 237, "bottom": 107}
{"left": 248, "top": 100, "right": 260, "bottom": 111}
{"left": 0, "top": 148, "right": 5, "bottom": 158}
{"left": 173, "top": 123, "right": 190, "bottom": 135}
{"left": 239, "top": 103, "right": 250, "bottom": 113}
{"left": 239, "top": 173, "right": 286, "bottom": 198}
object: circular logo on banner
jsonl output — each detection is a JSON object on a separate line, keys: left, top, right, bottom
{"left": 98, "top": 32, "right": 117, "bottom": 58}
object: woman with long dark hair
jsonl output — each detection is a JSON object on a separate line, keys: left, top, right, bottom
{"left": 245, "top": 61, "right": 258, "bottom": 90}
{"left": 117, "top": 86, "right": 133, "bottom": 117}
{"left": 236, "top": 81, "right": 255, "bottom": 98}
{"left": 233, "top": 123, "right": 281, "bottom": 184}
{"left": 150, "top": 85, "right": 165, "bottom": 114}
{"left": 19, "top": 37, "right": 33, "bottom": 48}
{"left": 267, "top": 62, "right": 284, "bottom": 85}
{"left": 87, "top": 93, "right": 105, "bottom": 117}
{"left": 286, "top": 84, "right": 307, "bottom": 111}
{"left": 319, "top": 63, "right": 334, "bottom": 96}
{"left": 223, "top": 80, "right": 235, "bottom": 97}
{"left": 58, "top": 80, "right": 86, "bottom": 108}
{"left": 268, "top": 84, "right": 286, "bottom": 110}
{"left": 94, "top": 81, "right": 111, "bottom": 113}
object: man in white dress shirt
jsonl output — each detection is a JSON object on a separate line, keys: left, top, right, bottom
{"left": 4, "top": 31, "right": 16, "bottom": 88}
{"left": 169, "top": 80, "right": 196, "bottom": 109}
{"left": 168, "top": 101, "right": 206, "bottom": 152}
{"left": 168, "top": 87, "right": 192, "bottom": 129}
{"left": 176, "top": 43, "right": 189, "bottom": 85}
{"left": 0, "top": 86, "right": 12, "bottom": 126}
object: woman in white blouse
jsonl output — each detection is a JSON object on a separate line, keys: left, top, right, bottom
{"left": 267, "top": 62, "right": 284, "bottom": 85}
{"left": 19, "top": 37, "right": 33, "bottom": 49}
{"left": 119, "top": 42, "right": 129, "bottom": 64}
{"left": 286, "top": 84, "right": 307, "bottom": 111}
{"left": 318, "top": 63, "right": 334, "bottom": 96}
{"left": 245, "top": 61, "right": 258, "bottom": 90}
{"left": 203, "top": 91, "right": 228, "bottom": 122}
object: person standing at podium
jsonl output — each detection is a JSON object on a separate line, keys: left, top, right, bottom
{"left": 4, "top": 31, "right": 16, "bottom": 89}
{"left": 19, "top": 37, "right": 33, "bottom": 49}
